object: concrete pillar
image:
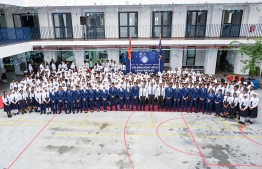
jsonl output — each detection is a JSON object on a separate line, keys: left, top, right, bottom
{"left": 204, "top": 49, "right": 217, "bottom": 75}
{"left": 74, "top": 50, "right": 85, "bottom": 69}
{"left": 108, "top": 49, "right": 119, "bottom": 62}
{"left": 233, "top": 53, "right": 249, "bottom": 75}
{"left": 170, "top": 49, "right": 183, "bottom": 69}
{"left": 105, "top": 10, "right": 118, "bottom": 38}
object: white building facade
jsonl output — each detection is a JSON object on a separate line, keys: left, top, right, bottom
{"left": 0, "top": 0, "right": 261, "bottom": 75}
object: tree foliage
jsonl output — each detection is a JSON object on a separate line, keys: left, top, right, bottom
{"left": 229, "top": 38, "right": 262, "bottom": 79}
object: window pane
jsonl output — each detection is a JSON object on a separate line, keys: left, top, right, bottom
{"left": 55, "top": 27, "right": 64, "bottom": 38}
{"left": 223, "top": 11, "right": 232, "bottom": 24}
{"left": 153, "top": 26, "right": 161, "bottom": 37}
{"left": 120, "top": 13, "right": 128, "bottom": 26}
{"left": 188, "top": 49, "right": 195, "bottom": 57}
{"left": 64, "top": 27, "right": 73, "bottom": 38}
{"left": 232, "top": 11, "right": 242, "bottom": 24}
{"left": 129, "top": 13, "right": 137, "bottom": 26}
{"left": 120, "top": 27, "right": 128, "bottom": 37}
{"left": 187, "top": 58, "right": 194, "bottom": 66}
{"left": 187, "top": 11, "right": 196, "bottom": 25}
{"left": 86, "top": 13, "right": 96, "bottom": 26}
{"left": 96, "top": 27, "right": 105, "bottom": 38}
{"left": 129, "top": 27, "right": 137, "bottom": 37}
{"left": 163, "top": 12, "right": 171, "bottom": 25}
{"left": 96, "top": 13, "right": 104, "bottom": 26}
{"left": 154, "top": 12, "right": 162, "bottom": 25}
{"left": 13, "top": 15, "right": 22, "bottom": 27}
{"left": 162, "top": 26, "right": 171, "bottom": 37}
{"left": 196, "top": 12, "right": 206, "bottom": 24}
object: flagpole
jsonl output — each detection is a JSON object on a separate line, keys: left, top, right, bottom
{"left": 129, "top": 34, "right": 131, "bottom": 73}
{"left": 159, "top": 33, "right": 161, "bottom": 72}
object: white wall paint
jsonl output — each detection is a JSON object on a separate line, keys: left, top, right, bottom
{"left": 204, "top": 49, "right": 217, "bottom": 75}
{"left": 233, "top": 53, "right": 249, "bottom": 75}
{"left": 108, "top": 49, "right": 119, "bottom": 61}
{"left": 0, "top": 42, "right": 32, "bottom": 59}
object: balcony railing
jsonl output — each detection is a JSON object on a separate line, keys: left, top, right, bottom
{"left": 0, "top": 24, "right": 261, "bottom": 46}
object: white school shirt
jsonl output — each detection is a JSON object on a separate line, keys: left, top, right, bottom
{"left": 155, "top": 87, "right": 165, "bottom": 98}
{"left": 139, "top": 88, "right": 147, "bottom": 98}
{"left": 239, "top": 98, "right": 249, "bottom": 110}
{"left": 222, "top": 96, "right": 230, "bottom": 103}
{"left": 249, "top": 97, "right": 259, "bottom": 108}
{"left": 2, "top": 95, "right": 11, "bottom": 105}
{"left": 147, "top": 86, "right": 156, "bottom": 95}
{"left": 229, "top": 97, "right": 239, "bottom": 105}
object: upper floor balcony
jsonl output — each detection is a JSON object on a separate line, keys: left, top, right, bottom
{"left": 0, "top": 24, "right": 261, "bottom": 46}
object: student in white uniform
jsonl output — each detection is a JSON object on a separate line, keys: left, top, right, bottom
{"left": 10, "top": 90, "right": 19, "bottom": 115}
{"left": 2, "top": 91, "right": 12, "bottom": 118}
{"left": 238, "top": 94, "right": 249, "bottom": 124}
{"left": 248, "top": 93, "right": 259, "bottom": 124}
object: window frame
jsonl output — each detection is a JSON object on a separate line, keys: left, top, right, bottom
{"left": 183, "top": 48, "right": 196, "bottom": 66}
{"left": 52, "top": 13, "right": 73, "bottom": 39}
{"left": 118, "top": 12, "right": 138, "bottom": 38}
{"left": 85, "top": 12, "right": 105, "bottom": 39}
{"left": 152, "top": 11, "right": 172, "bottom": 38}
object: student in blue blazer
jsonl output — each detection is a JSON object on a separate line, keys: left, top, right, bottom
{"left": 74, "top": 86, "right": 82, "bottom": 113}
{"left": 125, "top": 85, "right": 132, "bottom": 111}
{"left": 94, "top": 85, "right": 101, "bottom": 112}
{"left": 205, "top": 88, "right": 215, "bottom": 115}
{"left": 118, "top": 85, "right": 125, "bottom": 111}
{"left": 88, "top": 86, "right": 95, "bottom": 112}
{"left": 214, "top": 89, "right": 224, "bottom": 117}
{"left": 65, "top": 86, "right": 75, "bottom": 114}
{"left": 190, "top": 83, "right": 199, "bottom": 113}
{"left": 49, "top": 88, "right": 57, "bottom": 114}
{"left": 173, "top": 83, "right": 181, "bottom": 112}
{"left": 109, "top": 82, "right": 118, "bottom": 111}
{"left": 101, "top": 86, "right": 109, "bottom": 112}
{"left": 198, "top": 83, "right": 208, "bottom": 114}
{"left": 81, "top": 86, "right": 89, "bottom": 113}
{"left": 56, "top": 86, "right": 65, "bottom": 114}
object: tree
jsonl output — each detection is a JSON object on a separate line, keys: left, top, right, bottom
{"left": 229, "top": 38, "right": 262, "bottom": 79}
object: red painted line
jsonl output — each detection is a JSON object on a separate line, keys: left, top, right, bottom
{"left": 124, "top": 111, "right": 135, "bottom": 169}
{"left": 181, "top": 114, "right": 209, "bottom": 166}
{"left": 240, "top": 126, "right": 262, "bottom": 146}
{"left": 8, "top": 115, "right": 57, "bottom": 169}
{"left": 156, "top": 118, "right": 201, "bottom": 156}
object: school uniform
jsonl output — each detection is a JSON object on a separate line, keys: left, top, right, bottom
{"left": 118, "top": 88, "right": 125, "bottom": 110}
{"left": 101, "top": 89, "right": 109, "bottom": 111}
{"left": 248, "top": 97, "right": 259, "bottom": 123}
{"left": 125, "top": 88, "right": 132, "bottom": 110}
{"left": 109, "top": 87, "right": 118, "bottom": 111}
{"left": 88, "top": 89, "right": 95, "bottom": 111}
{"left": 2, "top": 95, "right": 12, "bottom": 117}
{"left": 222, "top": 96, "right": 230, "bottom": 114}
{"left": 173, "top": 88, "right": 181, "bottom": 111}
{"left": 81, "top": 89, "right": 88, "bottom": 112}
{"left": 198, "top": 87, "right": 207, "bottom": 113}
{"left": 56, "top": 90, "right": 66, "bottom": 114}
{"left": 205, "top": 92, "right": 215, "bottom": 114}
{"left": 66, "top": 90, "right": 75, "bottom": 113}
{"left": 239, "top": 97, "right": 249, "bottom": 123}
{"left": 229, "top": 96, "right": 239, "bottom": 118}
{"left": 147, "top": 86, "right": 156, "bottom": 111}
{"left": 190, "top": 87, "right": 199, "bottom": 113}
{"left": 75, "top": 89, "right": 82, "bottom": 113}
{"left": 18, "top": 93, "right": 27, "bottom": 111}
{"left": 44, "top": 92, "right": 51, "bottom": 114}
{"left": 36, "top": 93, "right": 45, "bottom": 114}
{"left": 49, "top": 92, "right": 57, "bottom": 114}
{"left": 139, "top": 87, "right": 147, "bottom": 111}
{"left": 131, "top": 86, "right": 139, "bottom": 110}
{"left": 155, "top": 87, "right": 165, "bottom": 109}
{"left": 214, "top": 93, "right": 224, "bottom": 116}
{"left": 10, "top": 94, "right": 19, "bottom": 115}
{"left": 26, "top": 92, "right": 31, "bottom": 108}
{"left": 95, "top": 89, "right": 101, "bottom": 111}
{"left": 181, "top": 87, "right": 190, "bottom": 112}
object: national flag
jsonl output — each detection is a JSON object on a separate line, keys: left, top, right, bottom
{"left": 128, "top": 36, "right": 132, "bottom": 60}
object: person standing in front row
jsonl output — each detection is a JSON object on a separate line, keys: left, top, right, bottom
{"left": 214, "top": 89, "right": 223, "bottom": 117}
{"left": 181, "top": 83, "right": 190, "bottom": 113}
{"left": 173, "top": 83, "right": 181, "bottom": 112}
{"left": 65, "top": 86, "right": 75, "bottom": 114}
{"left": 101, "top": 86, "right": 108, "bottom": 112}
{"left": 131, "top": 82, "right": 139, "bottom": 111}
{"left": 238, "top": 94, "right": 249, "bottom": 124}
{"left": 75, "top": 86, "right": 82, "bottom": 113}
{"left": 199, "top": 83, "right": 207, "bottom": 114}
{"left": 139, "top": 84, "right": 147, "bottom": 111}
{"left": 118, "top": 84, "right": 125, "bottom": 111}
{"left": 81, "top": 86, "right": 88, "bottom": 113}
{"left": 109, "top": 82, "right": 118, "bottom": 111}
{"left": 50, "top": 88, "right": 57, "bottom": 114}
{"left": 248, "top": 93, "right": 259, "bottom": 124}
{"left": 156, "top": 83, "right": 165, "bottom": 110}
{"left": 88, "top": 86, "right": 95, "bottom": 112}
{"left": 57, "top": 86, "right": 65, "bottom": 114}
{"left": 221, "top": 91, "right": 230, "bottom": 118}
{"left": 205, "top": 88, "right": 215, "bottom": 115}
{"left": 190, "top": 83, "right": 199, "bottom": 113}
{"left": 147, "top": 82, "right": 156, "bottom": 111}
{"left": 125, "top": 85, "right": 132, "bottom": 111}
{"left": 165, "top": 82, "right": 173, "bottom": 111}
{"left": 95, "top": 85, "right": 101, "bottom": 112}
{"left": 2, "top": 91, "right": 12, "bottom": 118}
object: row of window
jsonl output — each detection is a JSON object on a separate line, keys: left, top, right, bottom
{"left": 51, "top": 10, "right": 243, "bottom": 39}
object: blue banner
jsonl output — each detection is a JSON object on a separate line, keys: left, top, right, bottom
{"left": 126, "top": 51, "right": 165, "bottom": 74}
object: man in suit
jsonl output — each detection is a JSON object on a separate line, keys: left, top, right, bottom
{"left": 165, "top": 82, "right": 173, "bottom": 111}
{"left": 190, "top": 83, "right": 199, "bottom": 113}
{"left": 56, "top": 86, "right": 65, "bottom": 114}
{"left": 131, "top": 82, "right": 139, "bottom": 111}
{"left": 109, "top": 82, "right": 118, "bottom": 111}
{"left": 74, "top": 86, "right": 82, "bottom": 113}
{"left": 173, "top": 83, "right": 181, "bottom": 112}
{"left": 65, "top": 86, "right": 75, "bottom": 114}
{"left": 156, "top": 83, "right": 165, "bottom": 110}
{"left": 139, "top": 84, "right": 147, "bottom": 111}
{"left": 147, "top": 82, "right": 156, "bottom": 111}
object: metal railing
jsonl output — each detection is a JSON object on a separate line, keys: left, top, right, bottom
{"left": 0, "top": 24, "right": 261, "bottom": 45}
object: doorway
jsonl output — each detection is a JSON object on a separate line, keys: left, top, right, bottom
{"left": 13, "top": 13, "right": 40, "bottom": 40}
{"left": 216, "top": 50, "right": 234, "bottom": 74}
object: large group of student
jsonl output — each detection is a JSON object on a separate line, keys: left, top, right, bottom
{"left": 1, "top": 59, "right": 260, "bottom": 125}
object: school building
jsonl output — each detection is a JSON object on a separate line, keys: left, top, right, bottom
{"left": 0, "top": 0, "right": 261, "bottom": 75}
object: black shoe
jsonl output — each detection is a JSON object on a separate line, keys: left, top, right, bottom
{"left": 148, "top": 108, "right": 150, "bottom": 111}
{"left": 250, "top": 121, "right": 253, "bottom": 124}
{"left": 246, "top": 120, "right": 250, "bottom": 123}
{"left": 190, "top": 112, "right": 192, "bottom": 113}
{"left": 40, "top": 113, "right": 43, "bottom": 115}
{"left": 77, "top": 111, "right": 79, "bottom": 113}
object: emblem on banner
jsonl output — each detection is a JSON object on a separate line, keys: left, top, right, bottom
{"left": 141, "top": 55, "right": 149, "bottom": 63}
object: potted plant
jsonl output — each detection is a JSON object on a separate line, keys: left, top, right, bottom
{"left": 229, "top": 38, "right": 262, "bottom": 89}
